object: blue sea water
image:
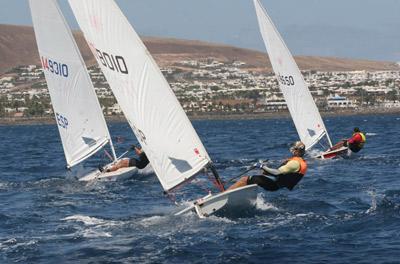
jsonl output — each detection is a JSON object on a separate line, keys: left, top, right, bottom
{"left": 0, "top": 114, "right": 399, "bottom": 263}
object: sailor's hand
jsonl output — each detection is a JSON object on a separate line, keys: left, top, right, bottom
{"left": 253, "top": 162, "right": 265, "bottom": 169}
{"left": 343, "top": 140, "right": 348, "bottom": 147}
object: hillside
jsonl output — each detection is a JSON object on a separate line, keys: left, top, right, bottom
{"left": 1, "top": 24, "right": 399, "bottom": 74}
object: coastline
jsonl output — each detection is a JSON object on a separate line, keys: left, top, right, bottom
{"left": 0, "top": 107, "right": 399, "bottom": 126}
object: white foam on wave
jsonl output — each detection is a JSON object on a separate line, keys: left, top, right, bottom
{"left": 307, "top": 148, "right": 323, "bottom": 158}
{"left": 206, "top": 215, "right": 236, "bottom": 224}
{"left": 81, "top": 229, "right": 112, "bottom": 238}
{"left": 139, "top": 215, "right": 167, "bottom": 227}
{"left": 366, "top": 190, "right": 378, "bottom": 214}
{"left": 62, "top": 215, "right": 123, "bottom": 238}
{"left": 255, "top": 193, "right": 279, "bottom": 211}
{"left": 366, "top": 133, "right": 377, "bottom": 136}
{"left": 62, "top": 215, "right": 122, "bottom": 227}
{"left": 258, "top": 212, "right": 317, "bottom": 228}
{"left": 0, "top": 238, "right": 38, "bottom": 251}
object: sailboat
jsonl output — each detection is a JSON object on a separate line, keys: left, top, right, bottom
{"left": 29, "top": 0, "right": 138, "bottom": 181}
{"left": 253, "top": 0, "right": 349, "bottom": 159}
{"left": 68, "top": 0, "right": 258, "bottom": 217}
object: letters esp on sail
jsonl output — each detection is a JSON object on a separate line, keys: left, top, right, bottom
{"left": 29, "top": 0, "right": 114, "bottom": 167}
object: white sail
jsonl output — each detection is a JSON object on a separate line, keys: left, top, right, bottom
{"left": 29, "top": 0, "right": 114, "bottom": 167}
{"left": 68, "top": 0, "right": 211, "bottom": 191}
{"left": 253, "top": 0, "right": 332, "bottom": 150}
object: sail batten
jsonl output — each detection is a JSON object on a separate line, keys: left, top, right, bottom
{"left": 68, "top": 0, "right": 211, "bottom": 191}
{"left": 253, "top": 0, "right": 331, "bottom": 149}
{"left": 29, "top": 0, "right": 113, "bottom": 168}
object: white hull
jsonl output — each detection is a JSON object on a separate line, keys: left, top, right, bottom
{"left": 175, "top": 184, "right": 258, "bottom": 218}
{"left": 79, "top": 166, "right": 138, "bottom": 182}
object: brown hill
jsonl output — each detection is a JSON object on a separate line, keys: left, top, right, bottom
{"left": 0, "top": 24, "right": 399, "bottom": 74}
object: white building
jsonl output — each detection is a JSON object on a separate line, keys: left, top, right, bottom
{"left": 327, "top": 95, "right": 354, "bottom": 108}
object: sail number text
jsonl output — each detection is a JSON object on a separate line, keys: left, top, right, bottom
{"left": 41, "top": 57, "right": 69, "bottom": 78}
{"left": 56, "top": 113, "right": 68, "bottom": 129}
{"left": 277, "top": 74, "right": 295, "bottom": 86}
{"left": 95, "top": 49, "right": 128, "bottom": 74}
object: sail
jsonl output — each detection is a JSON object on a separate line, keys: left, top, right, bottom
{"left": 68, "top": 0, "right": 211, "bottom": 191}
{"left": 29, "top": 0, "right": 113, "bottom": 167}
{"left": 253, "top": 0, "right": 332, "bottom": 150}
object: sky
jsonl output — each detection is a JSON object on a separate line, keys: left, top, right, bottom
{"left": 1, "top": 0, "right": 400, "bottom": 62}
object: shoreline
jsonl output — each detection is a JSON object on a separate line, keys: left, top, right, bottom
{"left": 0, "top": 108, "right": 399, "bottom": 126}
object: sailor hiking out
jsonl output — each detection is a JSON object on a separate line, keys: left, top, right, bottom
{"left": 100, "top": 145, "right": 149, "bottom": 173}
{"left": 329, "top": 127, "right": 366, "bottom": 153}
{"left": 227, "top": 141, "right": 307, "bottom": 192}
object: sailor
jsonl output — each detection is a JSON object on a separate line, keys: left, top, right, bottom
{"left": 227, "top": 141, "right": 307, "bottom": 192}
{"left": 329, "top": 127, "right": 366, "bottom": 153}
{"left": 345, "top": 127, "right": 366, "bottom": 153}
{"left": 100, "top": 145, "right": 149, "bottom": 172}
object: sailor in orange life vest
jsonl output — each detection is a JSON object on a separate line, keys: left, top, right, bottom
{"left": 227, "top": 141, "right": 307, "bottom": 192}
{"left": 330, "top": 127, "right": 366, "bottom": 153}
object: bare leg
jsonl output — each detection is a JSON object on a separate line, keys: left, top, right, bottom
{"left": 106, "top": 159, "right": 129, "bottom": 172}
{"left": 226, "top": 176, "right": 249, "bottom": 191}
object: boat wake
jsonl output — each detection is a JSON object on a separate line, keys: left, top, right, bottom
{"left": 62, "top": 215, "right": 124, "bottom": 238}
{"left": 64, "top": 214, "right": 127, "bottom": 228}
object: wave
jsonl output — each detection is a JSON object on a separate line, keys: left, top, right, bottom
{"left": 62, "top": 215, "right": 125, "bottom": 239}
{"left": 365, "top": 190, "right": 378, "bottom": 214}
{"left": 139, "top": 215, "right": 169, "bottom": 227}
{"left": 255, "top": 193, "right": 279, "bottom": 211}
{"left": 257, "top": 211, "right": 319, "bottom": 228}
{"left": 62, "top": 214, "right": 122, "bottom": 227}
{"left": 0, "top": 238, "right": 38, "bottom": 251}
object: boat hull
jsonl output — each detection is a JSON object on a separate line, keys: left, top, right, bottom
{"left": 316, "top": 146, "right": 351, "bottom": 159}
{"left": 175, "top": 184, "right": 258, "bottom": 218}
{"left": 79, "top": 166, "right": 138, "bottom": 182}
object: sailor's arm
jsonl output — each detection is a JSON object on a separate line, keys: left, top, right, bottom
{"left": 261, "top": 165, "right": 281, "bottom": 176}
{"left": 261, "top": 160, "right": 300, "bottom": 176}
{"left": 348, "top": 133, "right": 360, "bottom": 144}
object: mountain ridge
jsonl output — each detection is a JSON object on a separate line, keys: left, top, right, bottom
{"left": 0, "top": 24, "right": 399, "bottom": 74}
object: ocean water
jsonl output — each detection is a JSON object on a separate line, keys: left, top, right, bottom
{"left": 0, "top": 114, "right": 399, "bottom": 263}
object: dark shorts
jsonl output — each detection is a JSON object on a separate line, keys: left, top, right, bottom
{"left": 349, "top": 144, "right": 362, "bottom": 153}
{"left": 247, "top": 175, "right": 280, "bottom": 191}
{"left": 128, "top": 153, "right": 149, "bottom": 169}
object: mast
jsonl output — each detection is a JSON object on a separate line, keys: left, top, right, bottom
{"left": 325, "top": 131, "right": 333, "bottom": 148}
{"left": 209, "top": 165, "right": 225, "bottom": 192}
{"left": 108, "top": 138, "right": 117, "bottom": 161}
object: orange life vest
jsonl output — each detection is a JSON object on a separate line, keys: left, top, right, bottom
{"left": 288, "top": 156, "right": 308, "bottom": 175}
{"left": 276, "top": 156, "right": 307, "bottom": 190}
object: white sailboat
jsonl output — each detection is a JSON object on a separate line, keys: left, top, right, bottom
{"left": 68, "top": 0, "right": 257, "bottom": 217}
{"left": 29, "top": 0, "right": 137, "bottom": 181}
{"left": 253, "top": 0, "right": 349, "bottom": 159}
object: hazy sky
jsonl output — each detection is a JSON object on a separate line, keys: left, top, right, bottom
{"left": 1, "top": 0, "right": 399, "bottom": 61}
